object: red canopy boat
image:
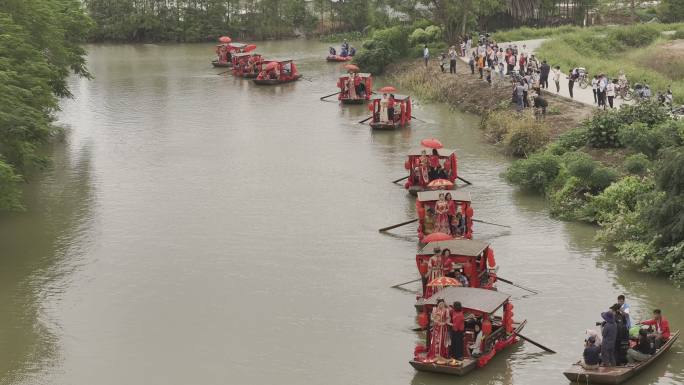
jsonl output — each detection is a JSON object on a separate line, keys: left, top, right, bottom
{"left": 212, "top": 42, "right": 252, "bottom": 68}
{"left": 366, "top": 93, "right": 412, "bottom": 130}
{"left": 337, "top": 73, "right": 372, "bottom": 104}
{"left": 416, "top": 189, "right": 473, "bottom": 243}
{"left": 410, "top": 287, "right": 526, "bottom": 376}
{"left": 414, "top": 239, "right": 498, "bottom": 312}
{"left": 253, "top": 59, "right": 301, "bottom": 85}
{"left": 405, "top": 147, "right": 459, "bottom": 195}
{"left": 231, "top": 52, "right": 263, "bottom": 78}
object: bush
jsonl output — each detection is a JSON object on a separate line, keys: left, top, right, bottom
{"left": 618, "top": 100, "right": 671, "bottom": 127}
{"left": 505, "top": 152, "right": 561, "bottom": 192}
{"left": 589, "top": 166, "right": 620, "bottom": 192}
{"left": 585, "top": 110, "right": 623, "bottom": 148}
{"left": 549, "top": 176, "right": 590, "bottom": 219}
{"left": 557, "top": 127, "right": 589, "bottom": 152}
{"left": 425, "top": 25, "right": 442, "bottom": 41}
{"left": 409, "top": 28, "right": 430, "bottom": 45}
{"left": 483, "top": 110, "right": 549, "bottom": 156}
{"left": 624, "top": 153, "right": 651, "bottom": 174}
{"left": 618, "top": 120, "right": 682, "bottom": 159}
{"left": 608, "top": 25, "right": 660, "bottom": 48}
{"left": 565, "top": 152, "right": 598, "bottom": 179}
{"left": 587, "top": 176, "right": 653, "bottom": 222}
{"left": 354, "top": 26, "right": 409, "bottom": 74}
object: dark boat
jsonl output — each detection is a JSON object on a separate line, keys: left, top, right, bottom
{"left": 410, "top": 287, "right": 526, "bottom": 376}
{"left": 562, "top": 331, "right": 680, "bottom": 384}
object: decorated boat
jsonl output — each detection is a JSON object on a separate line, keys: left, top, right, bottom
{"left": 253, "top": 60, "right": 301, "bottom": 85}
{"left": 326, "top": 55, "right": 353, "bottom": 62}
{"left": 212, "top": 41, "right": 254, "bottom": 67}
{"left": 231, "top": 52, "right": 263, "bottom": 78}
{"left": 562, "top": 331, "right": 680, "bottom": 384}
{"left": 366, "top": 87, "right": 412, "bottom": 130}
{"left": 405, "top": 142, "right": 459, "bottom": 195}
{"left": 416, "top": 189, "right": 473, "bottom": 243}
{"left": 414, "top": 239, "right": 498, "bottom": 312}
{"left": 337, "top": 71, "right": 372, "bottom": 105}
{"left": 410, "top": 287, "right": 526, "bottom": 376}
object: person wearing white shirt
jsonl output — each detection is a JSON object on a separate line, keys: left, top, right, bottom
{"left": 606, "top": 80, "right": 616, "bottom": 109}
{"left": 423, "top": 45, "right": 430, "bottom": 67}
{"left": 591, "top": 75, "right": 599, "bottom": 104}
{"left": 552, "top": 66, "right": 561, "bottom": 93}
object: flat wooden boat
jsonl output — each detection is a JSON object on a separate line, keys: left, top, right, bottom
{"left": 370, "top": 121, "right": 401, "bottom": 130}
{"left": 253, "top": 74, "right": 301, "bottom": 85}
{"left": 563, "top": 330, "right": 679, "bottom": 384}
{"left": 340, "top": 98, "right": 367, "bottom": 105}
{"left": 326, "top": 55, "right": 353, "bottom": 62}
{"left": 212, "top": 60, "right": 231, "bottom": 68}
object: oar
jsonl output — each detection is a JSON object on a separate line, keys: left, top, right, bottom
{"left": 359, "top": 116, "right": 373, "bottom": 124}
{"left": 320, "top": 91, "right": 341, "bottom": 100}
{"left": 411, "top": 115, "right": 427, "bottom": 123}
{"left": 379, "top": 218, "right": 418, "bottom": 232}
{"left": 391, "top": 277, "right": 421, "bottom": 288}
{"left": 392, "top": 175, "right": 409, "bottom": 184}
{"left": 496, "top": 276, "right": 539, "bottom": 294}
{"left": 472, "top": 219, "right": 511, "bottom": 228}
{"left": 515, "top": 333, "right": 556, "bottom": 354}
{"left": 217, "top": 70, "right": 231, "bottom": 75}
{"left": 457, "top": 176, "right": 473, "bottom": 185}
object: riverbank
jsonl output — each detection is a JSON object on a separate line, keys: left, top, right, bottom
{"left": 390, "top": 59, "right": 594, "bottom": 138}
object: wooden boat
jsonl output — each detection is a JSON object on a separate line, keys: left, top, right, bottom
{"left": 405, "top": 147, "right": 459, "bottom": 195}
{"left": 410, "top": 287, "right": 526, "bottom": 376}
{"left": 211, "top": 59, "right": 231, "bottom": 68}
{"left": 414, "top": 239, "right": 498, "bottom": 312}
{"left": 253, "top": 60, "right": 301, "bottom": 85}
{"left": 337, "top": 73, "right": 372, "bottom": 104}
{"left": 212, "top": 42, "right": 251, "bottom": 68}
{"left": 231, "top": 52, "right": 263, "bottom": 78}
{"left": 562, "top": 331, "right": 680, "bottom": 384}
{"left": 326, "top": 54, "right": 353, "bottom": 62}
{"left": 416, "top": 189, "right": 474, "bottom": 242}
{"left": 366, "top": 94, "right": 412, "bottom": 130}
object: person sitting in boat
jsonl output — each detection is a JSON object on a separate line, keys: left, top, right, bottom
{"left": 340, "top": 46, "right": 349, "bottom": 57}
{"left": 585, "top": 329, "right": 602, "bottom": 347}
{"left": 640, "top": 309, "right": 671, "bottom": 349}
{"left": 268, "top": 69, "right": 279, "bottom": 80}
{"left": 451, "top": 212, "right": 466, "bottom": 236}
{"left": 469, "top": 322, "right": 484, "bottom": 357}
{"left": 434, "top": 193, "right": 451, "bottom": 235}
{"left": 350, "top": 46, "right": 356, "bottom": 56}
{"left": 627, "top": 328, "right": 655, "bottom": 364}
{"left": 428, "top": 299, "right": 451, "bottom": 360}
{"left": 387, "top": 94, "right": 396, "bottom": 121}
{"left": 424, "top": 207, "right": 435, "bottom": 234}
{"left": 329, "top": 46, "right": 336, "bottom": 56}
{"left": 354, "top": 75, "right": 365, "bottom": 98}
{"left": 453, "top": 269, "right": 469, "bottom": 287}
{"left": 581, "top": 335, "right": 601, "bottom": 370}
{"left": 450, "top": 301, "right": 465, "bottom": 361}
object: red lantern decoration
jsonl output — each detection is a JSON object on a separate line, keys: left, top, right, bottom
{"left": 465, "top": 206, "right": 474, "bottom": 218}
{"left": 417, "top": 312, "right": 429, "bottom": 328}
{"left": 414, "top": 344, "right": 427, "bottom": 356}
{"left": 418, "top": 261, "right": 428, "bottom": 276}
{"left": 482, "top": 316, "right": 492, "bottom": 336}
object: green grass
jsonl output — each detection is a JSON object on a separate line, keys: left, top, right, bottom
{"left": 492, "top": 22, "right": 684, "bottom": 42}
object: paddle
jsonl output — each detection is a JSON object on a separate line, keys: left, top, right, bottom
{"left": 496, "top": 276, "right": 539, "bottom": 294}
{"left": 391, "top": 277, "right": 422, "bottom": 288}
{"left": 515, "top": 333, "right": 556, "bottom": 354}
{"left": 411, "top": 115, "right": 427, "bottom": 123}
{"left": 216, "top": 70, "right": 231, "bottom": 75}
{"left": 378, "top": 218, "right": 418, "bottom": 232}
{"left": 457, "top": 176, "right": 473, "bottom": 185}
{"left": 320, "top": 91, "right": 341, "bottom": 100}
{"left": 472, "top": 219, "right": 512, "bottom": 228}
{"left": 358, "top": 116, "right": 373, "bottom": 124}
{"left": 392, "top": 175, "right": 409, "bottom": 184}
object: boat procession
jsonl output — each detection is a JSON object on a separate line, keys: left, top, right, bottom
{"left": 211, "top": 37, "right": 679, "bottom": 385}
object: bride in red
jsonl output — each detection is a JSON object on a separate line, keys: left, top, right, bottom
{"left": 425, "top": 248, "right": 447, "bottom": 298}
{"left": 428, "top": 299, "right": 451, "bottom": 359}
{"left": 434, "top": 193, "right": 451, "bottom": 235}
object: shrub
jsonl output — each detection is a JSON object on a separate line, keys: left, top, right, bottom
{"left": 565, "top": 152, "right": 598, "bottom": 179}
{"left": 588, "top": 166, "right": 620, "bottom": 192}
{"left": 585, "top": 110, "right": 623, "bottom": 148}
{"left": 557, "top": 127, "right": 589, "bottom": 152}
{"left": 549, "top": 176, "right": 590, "bottom": 219}
{"left": 618, "top": 120, "right": 682, "bottom": 159}
{"left": 505, "top": 152, "right": 561, "bottom": 192}
{"left": 608, "top": 25, "right": 660, "bottom": 48}
{"left": 618, "top": 100, "right": 671, "bottom": 127}
{"left": 409, "top": 28, "right": 430, "bottom": 45}
{"left": 425, "top": 25, "right": 442, "bottom": 41}
{"left": 483, "top": 110, "right": 549, "bottom": 156}
{"left": 354, "top": 26, "right": 409, "bottom": 74}
{"left": 587, "top": 176, "right": 654, "bottom": 223}
{"left": 624, "top": 153, "right": 651, "bottom": 174}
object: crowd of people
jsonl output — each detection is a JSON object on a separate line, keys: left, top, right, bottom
{"left": 329, "top": 41, "right": 356, "bottom": 57}
{"left": 581, "top": 295, "right": 671, "bottom": 369}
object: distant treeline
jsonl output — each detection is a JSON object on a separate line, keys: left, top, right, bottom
{"left": 0, "top": 0, "right": 91, "bottom": 211}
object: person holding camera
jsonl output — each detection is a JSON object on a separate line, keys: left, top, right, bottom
{"left": 582, "top": 335, "right": 601, "bottom": 370}
{"left": 600, "top": 311, "right": 617, "bottom": 366}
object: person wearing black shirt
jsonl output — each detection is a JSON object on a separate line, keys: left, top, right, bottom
{"left": 533, "top": 93, "right": 548, "bottom": 117}
{"left": 539, "top": 60, "right": 550, "bottom": 89}
{"left": 582, "top": 336, "right": 601, "bottom": 369}
{"left": 627, "top": 329, "right": 654, "bottom": 364}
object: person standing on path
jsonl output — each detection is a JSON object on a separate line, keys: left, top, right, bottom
{"left": 598, "top": 74, "right": 607, "bottom": 109}
{"left": 540, "top": 60, "right": 550, "bottom": 89}
{"left": 469, "top": 53, "right": 475, "bottom": 75}
{"left": 448, "top": 46, "right": 457, "bottom": 74}
{"left": 477, "top": 54, "right": 485, "bottom": 79}
{"left": 552, "top": 66, "right": 561, "bottom": 93}
{"left": 423, "top": 45, "right": 430, "bottom": 68}
{"left": 591, "top": 75, "right": 599, "bottom": 104}
{"left": 567, "top": 70, "right": 575, "bottom": 98}
{"left": 515, "top": 82, "right": 525, "bottom": 112}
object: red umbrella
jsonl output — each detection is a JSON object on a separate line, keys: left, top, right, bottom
{"left": 344, "top": 64, "right": 359, "bottom": 72}
{"left": 422, "top": 232, "right": 454, "bottom": 243}
{"left": 427, "top": 276, "right": 461, "bottom": 287}
{"left": 427, "top": 179, "right": 454, "bottom": 189}
{"left": 421, "top": 138, "right": 443, "bottom": 149}
{"left": 218, "top": 36, "right": 232, "bottom": 43}
{"left": 378, "top": 86, "right": 397, "bottom": 93}
{"left": 244, "top": 44, "right": 257, "bottom": 52}
{"left": 264, "top": 61, "right": 279, "bottom": 71}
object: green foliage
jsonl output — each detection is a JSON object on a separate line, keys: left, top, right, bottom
{"left": 588, "top": 176, "right": 654, "bottom": 223}
{"left": 504, "top": 152, "right": 561, "bottom": 192}
{"left": 624, "top": 153, "right": 651, "bottom": 174}
{"left": 649, "top": 147, "right": 684, "bottom": 246}
{"left": 617, "top": 100, "right": 671, "bottom": 127}
{"left": 548, "top": 176, "right": 589, "bottom": 219}
{"left": 585, "top": 111, "right": 623, "bottom": 148}
{"left": 482, "top": 110, "right": 550, "bottom": 156}
{"left": 618, "top": 120, "right": 682, "bottom": 159}
{"left": 491, "top": 25, "right": 581, "bottom": 42}
{"left": 354, "top": 26, "right": 409, "bottom": 74}
{"left": 607, "top": 25, "right": 661, "bottom": 48}
{"left": 658, "top": 0, "right": 684, "bottom": 22}
{"left": 557, "top": 127, "right": 589, "bottom": 152}
{"left": 0, "top": 0, "right": 91, "bottom": 210}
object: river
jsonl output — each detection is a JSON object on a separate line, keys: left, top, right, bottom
{"left": 1, "top": 40, "right": 682, "bottom": 385}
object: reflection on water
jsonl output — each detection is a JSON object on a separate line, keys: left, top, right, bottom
{"left": 0, "top": 41, "right": 682, "bottom": 385}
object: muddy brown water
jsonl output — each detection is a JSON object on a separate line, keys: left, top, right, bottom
{"left": 1, "top": 40, "right": 682, "bottom": 385}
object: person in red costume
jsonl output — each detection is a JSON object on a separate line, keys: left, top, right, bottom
{"left": 640, "top": 309, "right": 671, "bottom": 348}
{"left": 428, "top": 299, "right": 451, "bottom": 360}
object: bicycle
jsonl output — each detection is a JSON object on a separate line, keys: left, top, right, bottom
{"left": 577, "top": 69, "right": 590, "bottom": 89}
{"left": 616, "top": 81, "right": 633, "bottom": 101}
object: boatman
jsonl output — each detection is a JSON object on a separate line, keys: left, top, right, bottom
{"left": 450, "top": 301, "right": 465, "bottom": 360}
{"left": 617, "top": 295, "right": 631, "bottom": 328}
{"left": 640, "top": 309, "right": 671, "bottom": 349}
